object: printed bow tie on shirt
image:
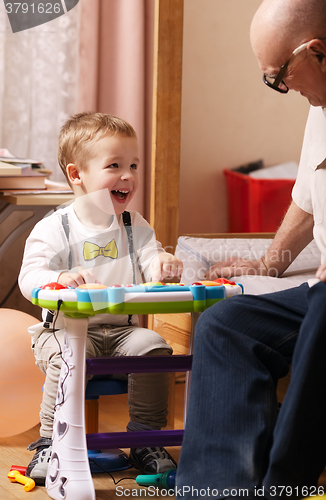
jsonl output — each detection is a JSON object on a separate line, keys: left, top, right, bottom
{"left": 83, "top": 239, "right": 118, "bottom": 261}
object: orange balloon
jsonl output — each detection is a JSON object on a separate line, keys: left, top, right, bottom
{"left": 0, "top": 309, "right": 45, "bottom": 437}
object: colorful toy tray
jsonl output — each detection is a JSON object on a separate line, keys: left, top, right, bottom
{"left": 31, "top": 280, "right": 243, "bottom": 317}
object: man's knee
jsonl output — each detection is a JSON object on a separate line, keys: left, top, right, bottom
{"left": 197, "top": 295, "right": 245, "bottom": 335}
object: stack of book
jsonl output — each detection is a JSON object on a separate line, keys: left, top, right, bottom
{"left": 0, "top": 149, "right": 72, "bottom": 194}
{"left": 0, "top": 149, "right": 49, "bottom": 190}
{"left": 0, "top": 162, "right": 47, "bottom": 190}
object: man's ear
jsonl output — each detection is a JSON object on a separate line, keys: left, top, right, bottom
{"left": 307, "top": 39, "right": 326, "bottom": 72}
{"left": 66, "top": 163, "right": 82, "bottom": 185}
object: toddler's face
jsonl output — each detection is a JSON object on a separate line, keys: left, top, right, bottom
{"left": 79, "top": 133, "right": 140, "bottom": 215}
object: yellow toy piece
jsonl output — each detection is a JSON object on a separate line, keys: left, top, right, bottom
{"left": 142, "top": 282, "right": 166, "bottom": 286}
{"left": 198, "top": 280, "right": 223, "bottom": 286}
{"left": 8, "top": 470, "right": 35, "bottom": 492}
{"left": 78, "top": 283, "right": 108, "bottom": 289}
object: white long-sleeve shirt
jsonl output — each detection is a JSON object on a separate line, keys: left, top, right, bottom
{"left": 19, "top": 203, "right": 164, "bottom": 327}
{"left": 292, "top": 105, "right": 326, "bottom": 262}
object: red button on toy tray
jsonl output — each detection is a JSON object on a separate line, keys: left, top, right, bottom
{"left": 41, "top": 283, "right": 68, "bottom": 290}
{"left": 214, "top": 278, "right": 236, "bottom": 285}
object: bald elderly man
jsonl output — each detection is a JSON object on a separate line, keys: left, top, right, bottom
{"left": 176, "top": 0, "right": 326, "bottom": 498}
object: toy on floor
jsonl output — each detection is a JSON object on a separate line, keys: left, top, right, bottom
{"left": 136, "top": 468, "right": 176, "bottom": 489}
{"left": 10, "top": 465, "right": 27, "bottom": 475}
{"left": 8, "top": 470, "right": 35, "bottom": 491}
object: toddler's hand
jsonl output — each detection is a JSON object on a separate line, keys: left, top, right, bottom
{"left": 150, "top": 253, "right": 183, "bottom": 282}
{"left": 58, "top": 267, "right": 101, "bottom": 288}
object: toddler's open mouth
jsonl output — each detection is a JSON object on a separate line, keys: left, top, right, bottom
{"left": 111, "top": 189, "right": 129, "bottom": 200}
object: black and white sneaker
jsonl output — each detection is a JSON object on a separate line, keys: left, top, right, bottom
{"left": 26, "top": 437, "right": 52, "bottom": 486}
{"left": 129, "top": 447, "right": 177, "bottom": 474}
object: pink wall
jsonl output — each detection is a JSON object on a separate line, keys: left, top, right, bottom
{"left": 78, "top": 0, "right": 154, "bottom": 221}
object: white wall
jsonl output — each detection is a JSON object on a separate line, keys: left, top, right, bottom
{"left": 179, "top": 0, "right": 310, "bottom": 234}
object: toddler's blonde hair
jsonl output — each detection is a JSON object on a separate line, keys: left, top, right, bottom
{"left": 58, "top": 112, "right": 137, "bottom": 184}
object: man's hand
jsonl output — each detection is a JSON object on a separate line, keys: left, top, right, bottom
{"left": 58, "top": 267, "right": 100, "bottom": 288}
{"left": 316, "top": 262, "right": 326, "bottom": 282}
{"left": 206, "top": 203, "right": 315, "bottom": 280}
{"left": 205, "top": 257, "right": 273, "bottom": 280}
{"left": 150, "top": 253, "right": 183, "bottom": 282}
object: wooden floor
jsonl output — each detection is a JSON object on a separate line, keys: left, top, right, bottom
{"left": 0, "top": 379, "right": 185, "bottom": 500}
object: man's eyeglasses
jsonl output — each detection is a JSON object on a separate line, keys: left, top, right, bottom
{"left": 263, "top": 41, "right": 310, "bottom": 93}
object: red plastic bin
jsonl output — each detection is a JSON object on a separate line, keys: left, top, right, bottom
{"left": 223, "top": 169, "right": 295, "bottom": 233}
